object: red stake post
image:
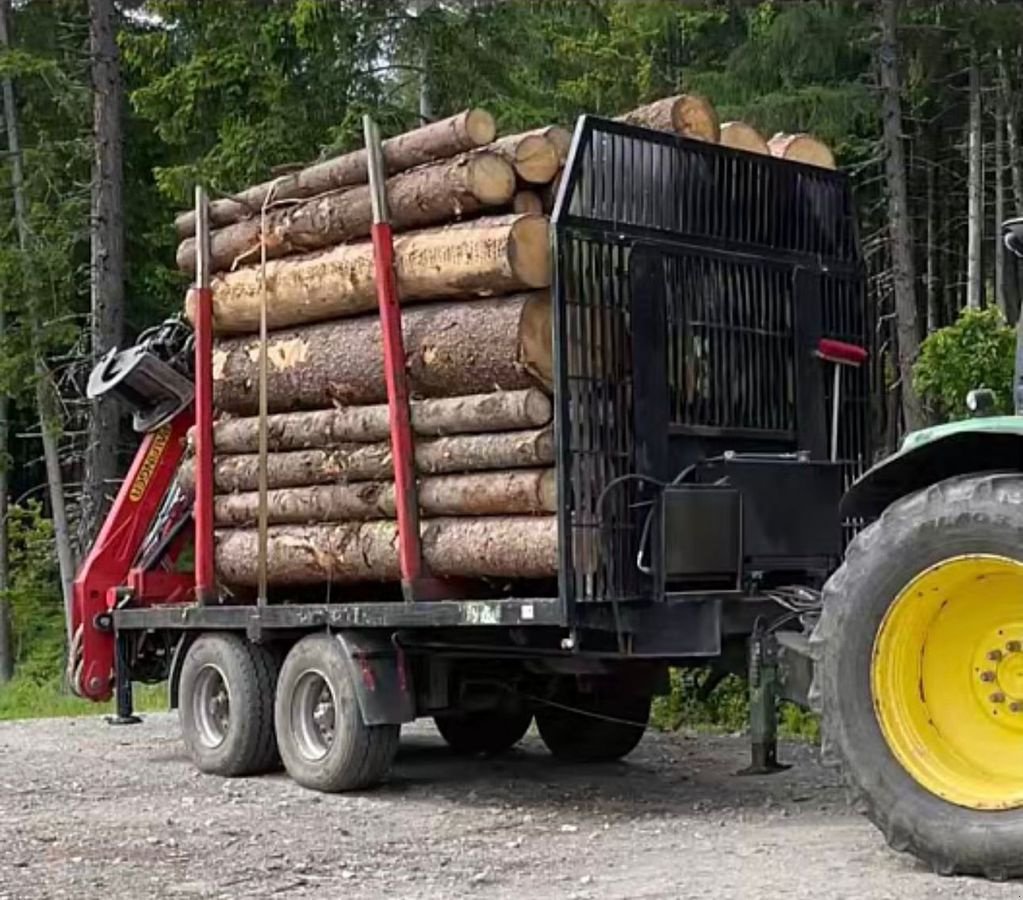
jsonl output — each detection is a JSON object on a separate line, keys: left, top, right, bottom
{"left": 192, "top": 186, "right": 216, "bottom": 603}
{"left": 364, "top": 116, "right": 425, "bottom": 601}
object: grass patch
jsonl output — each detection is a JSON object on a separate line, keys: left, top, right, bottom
{"left": 0, "top": 677, "right": 167, "bottom": 721}
{"left": 650, "top": 668, "right": 819, "bottom": 741}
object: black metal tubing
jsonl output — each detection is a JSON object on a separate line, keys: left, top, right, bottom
{"left": 552, "top": 115, "right": 870, "bottom": 612}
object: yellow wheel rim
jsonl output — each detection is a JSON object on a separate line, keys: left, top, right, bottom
{"left": 872, "top": 553, "right": 1023, "bottom": 810}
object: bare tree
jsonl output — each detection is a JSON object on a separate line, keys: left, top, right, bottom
{"left": 966, "top": 52, "right": 983, "bottom": 309}
{"left": 996, "top": 80, "right": 1007, "bottom": 319}
{"left": 83, "top": 0, "right": 124, "bottom": 545}
{"left": 0, "top": 0, "right": 77, "bottom": 634}
{"left": 878, "top": 0, "right": 924, "bottom": 431}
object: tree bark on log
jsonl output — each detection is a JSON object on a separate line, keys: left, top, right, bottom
{"left": 212, "top": 292, "right": 552, "bottom": 414}
{"left": 767, "top": 133, "right": 836, "bottom": 169}
{"left": 177, "top": 151, "right": 515, "bottom": 273}
{"left": 719, "top": 121, "right": 769, "bottom": 155}
{"left": 618, "top": 95, "right": 720, "bottom": 142}
{"left": 215, "top": 516, "right": 559, "bottom": 585}
{"left": 187, "top": 213, "right": 549, "bottom": 334}
{"left": 181, "top": 428, "right": 554, "bottom": 493}
{"left": 174, "top": 109, "right": 496, "bottom": 238}
{"left": 205, "top": 389, "right": 552, "bottom": 452}
{"left": 489, "top": 132, "right": 560, "bottom": 184}
{"left": 212, "top": 469, "right": 556, "bottom": 526}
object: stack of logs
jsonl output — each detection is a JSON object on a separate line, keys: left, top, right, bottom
{"left": 173, "top": 94, "right": 834, "bottom": 591}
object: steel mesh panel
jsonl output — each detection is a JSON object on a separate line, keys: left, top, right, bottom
{"left": 553, "top": 117, "right": 868, "bottom": 607}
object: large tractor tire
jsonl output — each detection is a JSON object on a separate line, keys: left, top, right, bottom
{"left": 813, "top": 473, "right": 1023, "bottom": 878}
{"left": 434, "top": 708, "right": 533, "bottom": 756}
{"left": 274, "top": 634, "right": 400, "bottom": 792}
{"left": 178, "top": 633, "right": 280, "bottom": 777}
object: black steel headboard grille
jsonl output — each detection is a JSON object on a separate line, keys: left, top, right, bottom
{"left": 552, "top": 117, "right": 869, "bottom": 608}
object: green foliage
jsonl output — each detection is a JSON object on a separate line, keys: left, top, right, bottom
{"left": 0, "top": 680, "right": 166, "bottom": 721}
{"left": 913, "top": 307, "right": 1016, "bottom": 421}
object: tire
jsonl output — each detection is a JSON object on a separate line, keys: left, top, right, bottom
{"left": 178, "top": 632, "right": 279, "bottom": 777}
{"left": 275, "top": 633, "right": 399, "bottom": 792}
{"left": 434, "top": 708, "right": 532, "bottom": 755}
{"left": 536, "top": 684, "right": 650, "bottom": 762}
{"left": 812, "top": 473, "right": 1023, "bottom": 878}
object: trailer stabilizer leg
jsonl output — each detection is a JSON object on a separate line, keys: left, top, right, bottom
{"left": 106, "top": 631, "right": 142, "bottom": 726}
{"left": 739, "top": 628, "right": 788, "bottom": 775}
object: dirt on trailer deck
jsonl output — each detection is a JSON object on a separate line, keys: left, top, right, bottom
{"left": 0, "top": 715, "right": 1014, "bottom": 900}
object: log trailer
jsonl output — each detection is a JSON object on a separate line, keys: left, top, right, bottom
{"left": 72, "top": 115, "right": 1021, "bottom": 877}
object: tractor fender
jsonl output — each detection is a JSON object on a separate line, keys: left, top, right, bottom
{"left": 335, "top": 630, "right": 415, "bottom": 726}
{"left": 841, "top": 416, "right": 1023, "bottom": 520}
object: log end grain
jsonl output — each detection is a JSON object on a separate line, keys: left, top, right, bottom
{"left": 519, "top": 292, "right": 554, "bottom": 388}
{"left": 768, "top": 132, "right": 836, "bottom": 170}
{"left": 512, "top": 191, "right": 544, "bottom": 215}
{"left": 510, "top": 134, "right": 561, "bottom": 184}
{"left": 720, "top": 121, "right": 769, "bottom": 155}
{"left": 465, "top": 108, "right": 498, "bottom": 146}
{"left": 672, "top": 94, "right": 720, "bottom": 143}
{"left": 541, "top": 126, "right": 572, "bottom": 164}
{"left": 507, "top": 214, "right": 551, "bottom": 288}
{"left": 467, "top": 153, "right": 517, "bottom": 206}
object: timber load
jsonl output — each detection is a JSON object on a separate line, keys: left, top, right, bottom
{"left": 173, "top": 95, "right": 835, "bottom": 591}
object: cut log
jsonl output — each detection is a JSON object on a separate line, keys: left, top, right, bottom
{"left": 527, "top": 126, "right": 571, "bottom": 164}
{"left": 215, "top": 516, "right": 559, "bottom": 585}
{"left": 618, "top": 94, "right": 720, "bottom": 143}
{"left": 180, "top": 428, "right": 554, "bottom": 493}
{"left": 767, "top": 132, "right": 836, "bottom": 170}
{"left": 212, "top": 292, "right": 552, "bottom": 414}
{"left": 512, "top": 191, "right": 544, "bottom": 214}
{"left": 489, "top": 132, "right": 560, "bottom": 184}
{"left": 174, "top": 109, "right": 496, "bottom": 238}
{"left": 719, "top": 121, "right": 769, "bottom": 155}
{"left": 541, "top": 170, "right": 563, "bottom": 214}
{"left": 186, "top": 213, "right": 549, "bottom": 333}
{"left": 212, "top": 469, "right": 557, "bottom": 526}
{"left": 177, "top": 151, "right": 516, "bottom": 273}
{"left": 205, "top": 390, "right": 552, "bottom": 453}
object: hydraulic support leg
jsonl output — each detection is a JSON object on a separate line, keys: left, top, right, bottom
{"left": 106, "top": 630, "right": 142, "bottom": 726}
{"left": 740, "top": 626, "right": 788, "bottom": 774}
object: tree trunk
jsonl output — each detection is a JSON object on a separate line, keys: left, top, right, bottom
{"left": 878, "top": 0, "right": 924, "bottom": 432}
{"left": 173, "top": 108, "right": 495, "bottom": 238}
{"left": 489, "top": 132, "right": 560, "bottom": 184}
{"left": 997, "top": 89, "right": 1008, "bottom": 319}
{"left": 512, "top": 191, "right": 544, "bottom": 214}
{"left": 212, "top": 469, "right": 556, "bottom": 526}
{"left": 213, "top": 292, "right": 552, "bottom": 414}
{"left": 215, "top": 516, "right": 559, "bottom": 586}
{"left": 1001, "top": 47, "right": 1023, "bottom": 216}
{"left": 177, "top": 151, "right": 515, "bottom": 273}
{"left": 967, "top": 53, "right": 983, "bottom": 310}
{"left": 0, "top": 0, "right": 76, "bottom": 637}
{"left": 719, "top": 121, "right": 769, "bottom": 155}
{"left": 182, "top": 427, "right": 554, "bottom": 492}
{"left": 617, "top": 94, "right": 720, "bottom": 142}
{"left": 767, "top": 133, "right": 836, "bottom": 169}
{"left": 206, "top": 389, "right": 552, "bottom": 453}
{"left": 84, "top": 0, "right": 124, "bottom": 547}
{"left": 926, "top": 160, "right": 939, "bottom": 333}
{"left": 188, "top": 213, "right": 549, "bottom": 334}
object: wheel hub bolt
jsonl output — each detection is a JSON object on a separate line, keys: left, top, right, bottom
{"left": 1010, "top": 701, "right": 1023, "bottom": 713}
{"left": 991, "top": 692, "right": 1007, "bottom": 704}
{"left": 1007, "top": 640, "right": 1022, "bottom": 653}
{"left": 981, "top": 670, "right": 997, "bottom": 682}
{"left": 987, "top": 649, "right": 1004, "bottom": 662}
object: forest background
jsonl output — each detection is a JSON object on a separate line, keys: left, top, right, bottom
{"left": 0, "top": 0, "right": 1018, "bottom": 721}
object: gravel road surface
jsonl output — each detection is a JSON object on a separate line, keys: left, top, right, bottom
{"left": 0, "top": 714, "right": 1017, "bottom": 899}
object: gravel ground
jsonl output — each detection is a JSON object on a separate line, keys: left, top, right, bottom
{"left": 0, "top": 713, "right": 1018, "bottom": 900}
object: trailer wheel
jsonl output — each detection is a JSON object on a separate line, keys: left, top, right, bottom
{"left": 434, "top": 708, "right": 532, "bottom": 755}
{"left": 813, "top": 474, "right": 1023, "bottom": 878}
{"left": 536, "top": 683, "right": 650, "bottom": 762}
{"left": 178, "top": 632, "right": 280, "bottom": 777}
{"left": 275, "top": 634, "right": 399, "bottom": 792}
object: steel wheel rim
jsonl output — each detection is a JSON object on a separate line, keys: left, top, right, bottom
{"left": 193, "top": 664, "right": 231, "bottom": 749}
{"left": 291, "top": 670, "right": 336, "bottom": 762}
{"left": 872, "top": 553, "right": 1023, "bottom": 810}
